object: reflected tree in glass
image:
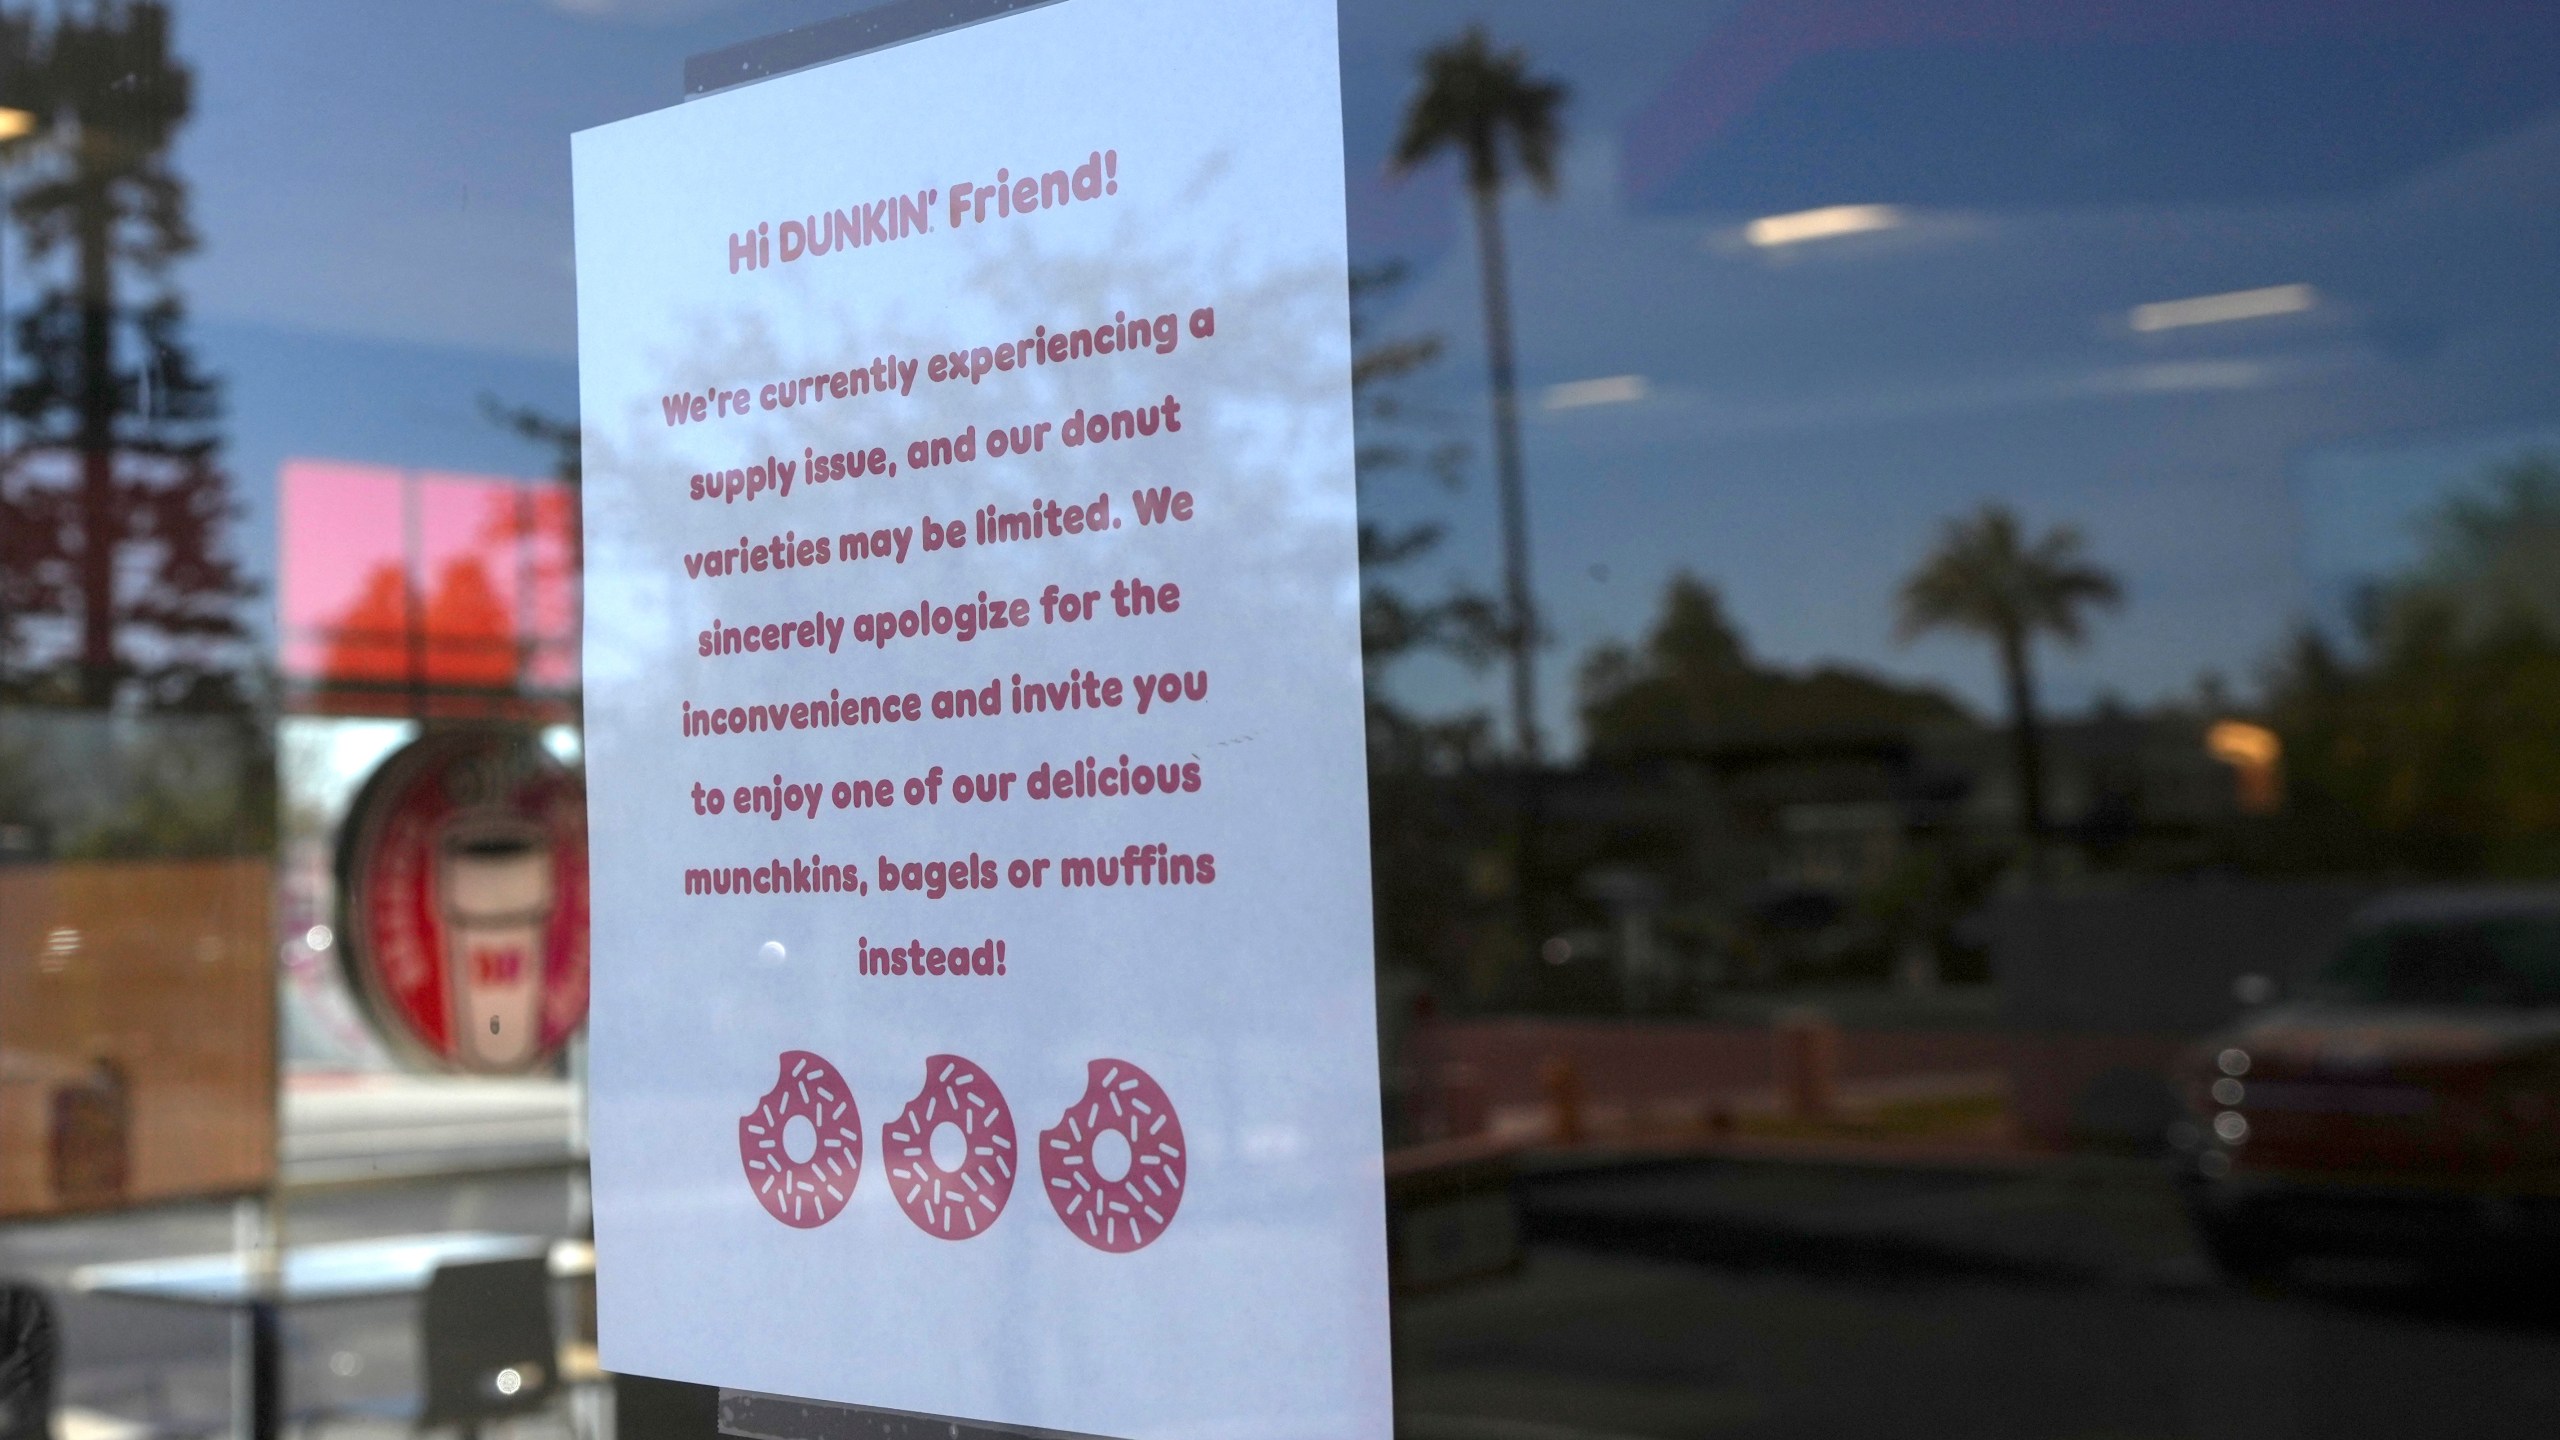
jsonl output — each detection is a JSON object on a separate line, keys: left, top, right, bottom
{"left": 1897, "top": 505, "right": 2121, "bottom": 861}
{"left": 2269, "top": 455, "right": 2560, "bottom": 876}
{"left": 0, "top": 0, "right": 251, "bottom": 713}
{"left": 1391, "top": 25, "right": 1565, "bottom": 764}
{"left": 1350, "top": 261, "right": 1504, "bottom": 1010}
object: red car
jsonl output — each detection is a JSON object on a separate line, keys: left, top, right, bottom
{"left": 2177, "top": 888, "right": 2560, "bottom": 1278}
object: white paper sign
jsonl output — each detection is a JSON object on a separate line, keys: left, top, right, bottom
{"left": 571, "top": 2, "right": 1386, "bottom": 1435}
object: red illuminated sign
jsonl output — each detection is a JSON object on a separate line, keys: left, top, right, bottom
{"left": 336, "top": 729, "right": 589, "bottom": 1073}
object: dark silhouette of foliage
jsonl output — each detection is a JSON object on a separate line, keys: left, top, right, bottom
{"left": 479, "top": 392, "right": 580, "bottom": 489}
{"left": 1352, "top": 260, "right": 1504, "bottom": 1001}
{"left": 1582, "top": 573, "right": 1967, "bottom": 752}
{"left": 0, "top": 0, "right": 251, "bottom": 711}
{"left": 1352, "top": 261, "right": 1496, "bottom": 754}
{"left": 2267, "top": 455, "right": 2560, "bottom": 876}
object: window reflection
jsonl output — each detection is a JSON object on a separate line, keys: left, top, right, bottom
{"left": 279, "top": 462, "right": 578, "bottom": 717}
{"left": 0, "top": 0, "right": 2558, "bottom": 1436}
{"left": 0, "top": 1, "right": 270, "bottom": 1222}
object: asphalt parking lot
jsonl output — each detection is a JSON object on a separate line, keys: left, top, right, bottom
{"left": 1395, "top": 1156, "right": 2560, "bottom": 1440}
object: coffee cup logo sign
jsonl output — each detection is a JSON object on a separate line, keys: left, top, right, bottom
{"left": 338, "top": 731, "right": 589, "bottom": 1072}
{"left": 439, "top": 813, "right": 558, "bottom": 1069}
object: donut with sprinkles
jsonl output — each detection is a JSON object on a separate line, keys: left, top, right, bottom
{"left": 737, "top": 1050, "right": 861, "bottom": 1228}
{"left": 885, "top": 1054, "right": 1017, "bottom": 1239}
{"left": 1040, "top": 1058, "right": 1184, "bottom": 1252}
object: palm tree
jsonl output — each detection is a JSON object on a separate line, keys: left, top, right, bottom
{"left": 1897, "top": 505, "right": 2122, "bottom": 855}
{"left": 1392, "top": 27, "right": 1566, "bottom": 762}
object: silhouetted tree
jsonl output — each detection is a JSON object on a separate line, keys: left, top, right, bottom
{"left": 480, "top": 393, "right": 583, "bottom": 686}
{"left": 2267, "top": 455, "right": 2560, "bottom": 875}
{"left": 1351, "top": 260, "right": 1503, "bottom": 1004}
{"left": 1351, "top": 263, "right": 1496, "bottom": 754}
{"left": 1391, "top": 26, "right": 1564, "bottom": 762}
{"left": 317, "top": 564, "right": 410, "bottom": 684}
{"left": 2395, "top": 454, "right": 2560, "bottom": 644}
{"left": 479, "top": 393, "right": 580, "bottom": 490}
{"left": 0, "top": 0, "right": 249, "bottom": 710}
{"left": 1583, "top": 573, "right": 1965, "bottom": 751}
{"left": 1897, "top": 505, "right": 2121, "bottom": 855}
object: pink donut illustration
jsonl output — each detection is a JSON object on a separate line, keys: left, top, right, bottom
{"left": 1039, "top": 1058, "right": 1185, "bottom": 1252}
{"left": 737, "top": 1049, "right": 862, "bottom": 1228}
{"left": 884, "top": 1054, "right": 1018, "bottom": 1239}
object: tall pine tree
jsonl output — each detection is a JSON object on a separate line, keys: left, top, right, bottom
{"left": 0, "top": 0, "right": 250, "bottom": 710}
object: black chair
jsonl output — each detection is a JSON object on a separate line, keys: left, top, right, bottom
{"left": 0, "top": 1283, "right": 57, "bottom": 1440}
{"left": 416, "top": 1258, "right": 558, "bottom": 1438}
{"left": 300, "top": 1257, "right": 558, "bottom": 1440}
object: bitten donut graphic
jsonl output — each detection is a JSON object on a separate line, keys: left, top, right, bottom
{"left": 884, "top": 1054, "right": 1018, "bottom": 1239}
{"left": 1039, "top": 1058, "right": 1186, "bottom": 1252}
{"left": 738, "top": 1050, "right": 862, "bottom": 1228}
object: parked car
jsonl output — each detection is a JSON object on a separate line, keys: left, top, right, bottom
{"left": 2177, "top": 888, "right": 2560, "bottom": 1278}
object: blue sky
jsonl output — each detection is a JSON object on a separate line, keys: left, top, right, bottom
{"left": 146, "top": 0, "right": 2560, "bottom": 744}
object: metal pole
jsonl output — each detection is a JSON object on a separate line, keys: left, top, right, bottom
{"left": 230, "top": 1196, "right": 282, "bottom": 1440}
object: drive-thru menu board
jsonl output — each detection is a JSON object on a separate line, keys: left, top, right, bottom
{"left": 571, "top": 2, "right": 1386, "bottom": 1435}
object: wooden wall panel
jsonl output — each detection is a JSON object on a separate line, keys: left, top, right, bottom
{"left": 0, "top": 858, "right": 275, "bottom": 1217}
